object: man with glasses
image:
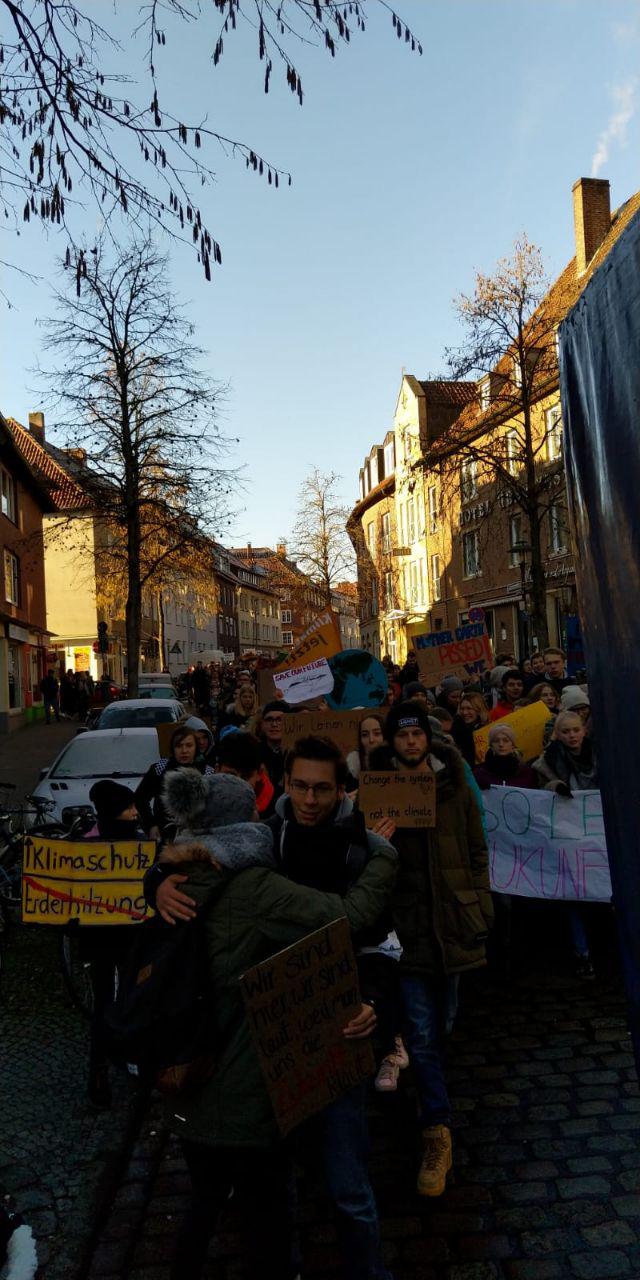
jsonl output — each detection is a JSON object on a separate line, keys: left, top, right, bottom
{"left": 258, "top": 699, "right": 287, "bottom": 794}
{"left": 267, "top": 735, "right": 396, "bottom": 1280}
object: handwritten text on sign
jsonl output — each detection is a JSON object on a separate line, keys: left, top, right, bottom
{"left": 22, "top": 838, "right": 156, "bottom": 926}
{"left": 240, "top": 918, "right": 374, "bottom": 1135}
{"left": 359, "top": 770, "right": 436, "bottom": 828}
{"left": 282, "top": 708, "right": 387, "bottom": 758}
{"left": 484, "top": 787, "right": 612, "bottom": 902}
{"left": 275, "top": 611, "right": 342, "bottom": 674}
{"left": 413, "top": 622, "right": 494, "bottom": 684}
{"left": 273, "top": 657, "right": 334, "bottom": 706}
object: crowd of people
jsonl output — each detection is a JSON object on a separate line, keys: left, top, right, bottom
{"left": 77, "top": 643, "right": 597, "bottom": 1280}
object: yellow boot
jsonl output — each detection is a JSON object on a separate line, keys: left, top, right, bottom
{"left": 417, "top": 1124, "right": 452, "bottom": 1197}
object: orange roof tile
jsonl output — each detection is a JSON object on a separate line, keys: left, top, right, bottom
{"left": 5, "top": 417, "right": 93, "bottom": 511}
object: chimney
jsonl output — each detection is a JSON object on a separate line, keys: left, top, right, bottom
{"left": 28, "top": 411, "right": 45, "bottom": 444}
{"left": 572, "top": 178, "right": 611, "bottom": 275}
{"left": 276, "top": 541, "right": 287, "bottom": 557}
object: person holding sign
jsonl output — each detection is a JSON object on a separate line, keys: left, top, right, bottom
{"left": 370, "top": 700, "right": 493, "bottom": 1199}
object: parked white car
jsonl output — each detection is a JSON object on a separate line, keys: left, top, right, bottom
{"left": 29, "top": 728, "right": 161, "bottom": 828}
{"left": 90, "top": 698, "right": 185, "bottom": 730}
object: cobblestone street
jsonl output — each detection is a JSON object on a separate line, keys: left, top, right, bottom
{"left": 87, "top": 917, "right": 640, "bottom": 1280}
{"left": 0, "top": 722, "right": 143, "bottom": 1280}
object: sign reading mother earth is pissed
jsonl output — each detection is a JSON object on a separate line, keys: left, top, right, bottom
{"left": 240, "top": 918, "right": 374, "bottom": 1135}
{"left": 413, "top": 622, "right": 494, "bottom": 684}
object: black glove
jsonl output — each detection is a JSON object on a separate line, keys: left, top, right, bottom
{"left": 556, "top": 782, "right": 572, "bottom": 798}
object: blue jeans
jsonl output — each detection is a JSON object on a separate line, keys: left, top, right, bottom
{"left": 400, "top": 975, "right": 453, "bottom": 1128}
{"left": 568, "top": 904, "right": 590, "bottom": 958}
{"left": 317, "top": 1084, "right": 392, "bottom": 1280}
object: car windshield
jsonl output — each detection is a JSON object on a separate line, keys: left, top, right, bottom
{"left": 50, "top": 735, "right": 159, "bottom": 779}
{"left": 99, "top": 705, "right": 179, "bottom": 728}
{"left": 137, "top": 687, "right": 175, "bottom": 700}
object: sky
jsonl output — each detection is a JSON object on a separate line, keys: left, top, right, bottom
{"left": 2, "top": 0, "right": 640, "bottom": 550}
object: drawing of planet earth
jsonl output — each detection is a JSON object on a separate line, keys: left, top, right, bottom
{"left": 325, "top": 650, "right": 388, "bottom": 710}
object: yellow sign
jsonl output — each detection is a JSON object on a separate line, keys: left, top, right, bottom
{"left": 22, "top": 838, "right": 156, "bottom": 926}
{"left": 473, "top": 700, "right": 550, "bottom": 765}
{"left": 74, "top": 647, "right": 91, "bottom": 672}
{"left": 275, "top": 610, "right": 342, "bottom": 674}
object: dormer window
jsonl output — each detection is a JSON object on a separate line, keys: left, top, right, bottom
{"left": 479, "top": 378, "right": 490, "bottom": 412}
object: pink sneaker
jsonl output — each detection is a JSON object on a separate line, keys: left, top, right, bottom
{"left": 375, "top": 1057, "right": 400, "bottom": 1092}
{"left": 393, "top": 1036, "right": 410, "bottom": 1069}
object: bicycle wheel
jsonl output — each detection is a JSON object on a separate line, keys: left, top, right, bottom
{"left": 59, "top": 931, "right": 95, "bottom": 1018}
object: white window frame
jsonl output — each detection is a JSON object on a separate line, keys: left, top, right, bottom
{"left": 512, "top": 355, "right": 523, "bottom": 388}
{"left": 460, "top": 458, "right": 478, "bottom": 502}
{"left": 428, "top": 485, "right": 439, "bottom": 533}
{"left": 509, "top": 514, "right": 523, "bottom": 567}
{"left": 546, "top": 404, "right": 563, "bottom": 462}
{"left": 506, "top": 430, "right": 520, "bottom": 476}
{"left": 431, "top": 553, "right": 442, "bottom": 602}
{"left": 407, "top": 498, "right": 416, "bottom": 544}
{"left": 367, "top": 522, "right": 376, "bottom": 556}
{"left": 384, "top": 571, "right": 393, "bottom": 611}
{"left": 384, "top": 439, "right": 395, "bottom": 476}
{"left": 1, "top": 468, "right": 17, "bottom": 524}
{"left": 381, "top": 512, "right": 391, "bottom": 554}
{"left": 281, "top": 608, "right": 292, "bottom": 625}
{"left": 282, "top": 630, "right": 293, "bottom": 646}
{"left": 462, "top": 530, "right": 481, "bottom": 579}
{"left": 549, "top": 503, "right": 568, "bottom": 555}
{"left": 479, "top": 378, "right": 490, "bottom": 412}
{"left": 4, "top": 549, "right": 19, "bottom": 605}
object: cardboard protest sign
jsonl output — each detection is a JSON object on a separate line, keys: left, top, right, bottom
{"left": 275, "top": 610, "right": 342, "bottom": 674}
{"left": 156, "top": 719, "right": 187, "bottom": 758}
{"left": 281, "top": 707, "right": 387, "bottom": 758}
{"left": 325, "top": 650, "right": 388, "bottom": 710}
{"left": 473, "top": 700, "right": 549, "bottom": 764}
{"left": 240, "top": 918, "right": 374, "bottom": 1135}
{"left": 22, "top": 838, "right": 156, "bottom": 926}
{"left": 413, "top": 622, "right": 494, "bottom": 685}
{"left": 273, "top": 657, "right": 334, "bottom": 705}
{"left": 484, "top": 786, "right": 611, "bottom": 902}
{"left": 257, "top": 667, "right": 278, "bottom": 705}
{"left": 359, "top": 770, "right": 436, "bottom": 828}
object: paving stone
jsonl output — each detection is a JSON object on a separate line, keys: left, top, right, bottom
{"left": 581, "top": 1220, "right": 637, "bottom": 1247}
{"left": 570, "top": 1249, "right": 631, "bottom": 1277}
{"left": 504, "top": 1262, "right": 563, "bottom": 1279}
{"left": 613, "top": 1195, "right": 640, "bottom": 1218}
{"left": 567, "top": 1156, "right": 613, "bottom": 1174}
{"left": 557, "top": 1175, "right": 611, "bottom": 1199}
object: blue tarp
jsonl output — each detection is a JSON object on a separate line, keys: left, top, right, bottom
{"left": 559, "top": 206, "right": 640, "bottom": 1073}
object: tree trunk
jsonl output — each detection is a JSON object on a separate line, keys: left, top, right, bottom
{"left": 125, "top": 506, "right": 142, "bottom": 696}
{"left": 157, "top": 590, "right": 166, "bottom": 670}
{"left": 528, "top": 507, "right": 549, "bottom": 651}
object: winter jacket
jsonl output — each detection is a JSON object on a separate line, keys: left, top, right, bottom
{"left": 474, "top": 752, "right": 539, "bottom": 791}
{"left": 135, "top": 758, "right": 215, "bottom": 836}
{"left": 489, "top": 699, "right": 520, "bottom": 722}
{"left": 452, "top": 716, "right": 482, "bottom": 766}
{"left": 533, "top": 738, "right": 599, "bottom": 793}
{"left": 145, "top": 829, "right": 397, "bottom": 1148}
{"left": 381, "top": 741, "right": 493, "bottom": 977}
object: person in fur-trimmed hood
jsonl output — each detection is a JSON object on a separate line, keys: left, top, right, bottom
{"left": 369, "top": 699, "right": 493, "bottom": 1202}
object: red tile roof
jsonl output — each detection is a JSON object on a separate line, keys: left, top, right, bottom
{"left": 418, "top": 380, "right": 477, "bottom": 406}
{"left": 5, "top": 418, "right": 92, "bottom": 510}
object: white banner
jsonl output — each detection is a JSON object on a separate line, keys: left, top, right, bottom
{"left": 484, "top": 786, "right": 612, "bottom": 902}
{"left": 272, "top": 657, "right": 334, "bottom": 705}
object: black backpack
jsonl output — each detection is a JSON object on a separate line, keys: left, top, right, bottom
{"left": 103, "top": 912, "right": 217, "bottom": 1096}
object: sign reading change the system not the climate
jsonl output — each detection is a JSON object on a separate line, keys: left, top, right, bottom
{"left": 359, "top": 770, "right": 436, "bottom": 828}
{"left": 22, "top": 838, "right": 156, "bottom": 926}
{"left": 240, "top": 918, "right": 374, "bottom": 1135}
{"left": 413, "top": 622, "right": 494, "bottom": 684}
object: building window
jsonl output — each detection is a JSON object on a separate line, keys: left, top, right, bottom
{"left": 282, "top": 630, "right": 293, "bottom": 646}
{"left": 549, "top": 504, "right": 568, "bottom": 554}
{"left": 460, "top": 458, "right": 477, "bottom": 502}
{"left": 431, "top": 554, "right": 441, "bottom": 602}
{"left": 407, "top": 498, "right": 416, "bottom": 544}
{"left": 369, "top": 454, "right": 379, "bottom": 488}
{"left": 506, "top": 430, "right": 520, "bottom": 476}
{"left": 4, "top": 550, "right": 19, "bottom": 605}
{"left": 7, "top": 641, "right": 21, "bottom": 709}
{"left": 367, "top": 522, "right": 376, "bottom": 557}
{"left": 509, "top": 514, "right": 524, "bottom": 567}
{"left": 428, "top": 484, "right": 438, "bottom": 533}
{"left": 371, "top": 580, "right": 378, "bottom": 616}
{"left": 512, "top": 355, "right": 523, "bottom": 388}
{"left": 281, "top": 608, "right": 292, "bottom": 624}
{"left": 479, "top": 378, "right": 490, "bottom": 411}
{"left": 1, "top": 469, "right": 17, "bottom": 524}
{"left": 462, "top": 530, "right": 481, "bottom": 578}
{"left": 384, "top": 439, "right": 395, "bottom": 476}
{"left": 384, "top": 571, "right": 393, "bottom": 611}
{"left": 381, "top": 512, "right": 391, "bottom": 554}
{"left": 546, "top": 404, "right": 563, "bottom": 461}
{"left": 411, "top": 561, "right": 419, "bottom": 605}
{"left": 359, "top": 472, "right": 365, "bottom": 501}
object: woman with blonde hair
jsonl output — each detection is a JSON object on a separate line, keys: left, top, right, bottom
{"left": 452, "top": 691, "right": 489, "bottom": 766}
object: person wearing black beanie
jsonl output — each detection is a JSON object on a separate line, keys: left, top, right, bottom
{"left": 89, "top": 780, "right": 141, "bottom": 841}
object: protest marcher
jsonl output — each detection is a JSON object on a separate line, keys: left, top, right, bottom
{"left": 533, "top": 710, "right": 599, "bottom": 978}
{"left": 60, "top": 668, "right": 77, "bottom": 718}
{"left": 183, "top": 716, "right": 215, "bottom": 765}
{"left": 436, "top": 676, "right": 464, "bottom": 715}
{"left": 452, "top": 692, "right": 489, "bottom": 766}
{"left": 218, "top": 730, "right": 277, "bottom": 817}
{"left": 543, "top": 647, "right": 575, "bottom": 695}
{"left": 83, "top": 780, "right": 145, "bottom": 1107}
{"left": 135, "top": 726, "right": 215, "bottom": 840}
{"left": 345, "top": 714, "right": 387, "bottom": 785}
{"left": 489, "top": 668, "right": 525, "bottom": 721}
{"left": 520, "top": 681, "right": 559, "bottom": 711}
{"left": 254, "top": 700, "right": 287, "bottom": 792}
{"left": 370, "top": 701, "right": 493, "bottom": 1197}
{"left": 145, "top": 766, "right": 397, "bottom": 1280}
{"left": 40, "top": 669, "right": 60, "bottom": 724}
{"left": 190, "top": 661, "right": 211, "bottom": 713}
{"left": 398, "top": 650, "right": 420, "bottom": 687}
{"left": 218, "top": 684, "right": 258, "bottom": 737}
{"left": 523, "top": 651, "right": 547, "bottom": 690}
{"left": 559, "top": 685, "right": 591, "bottom": 725}
{"left": 473, "top": 724, "right": 539, "bottom": 790}
{"left": 75, "top": 671, "right": 92, "bottom": 721}
{"left": 430, "top": 705, "right": 454, "bottom": 735}
{"left": 401, "top": 681, "right": 434, "bottom": 708}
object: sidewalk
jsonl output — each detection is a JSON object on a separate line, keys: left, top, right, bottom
{"left": 0, "top": 717, "right": 77, "bottom": 803}
{"left": 87, "top": 955, "right": 640, "bottom": 1280}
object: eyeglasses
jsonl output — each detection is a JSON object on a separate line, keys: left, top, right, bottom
{"left": 289, "top": 781, "right": 336, "bottom": 798}
{"left": 262, "top": 716, "right": 282, "bottom": 724}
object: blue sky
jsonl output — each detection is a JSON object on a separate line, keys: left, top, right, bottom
{"left": 3, "top": 0, "right": 640, "bottom": 548}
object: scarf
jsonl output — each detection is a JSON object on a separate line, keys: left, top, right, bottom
{"left": 279, "top": 802, "right": 369, "bottom": 895}
{"left": 545, "top": 738, "right": 598, "bottom": 790}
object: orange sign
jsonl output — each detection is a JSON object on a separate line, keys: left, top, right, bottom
{"left": 275, "top": 610, "right": 342, "bottom": 674}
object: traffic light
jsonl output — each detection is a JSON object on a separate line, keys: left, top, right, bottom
{"left": 97, "top": 621, "right": 109, "bottom": 654}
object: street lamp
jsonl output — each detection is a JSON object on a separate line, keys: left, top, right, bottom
{"left": 509, "top": 539, "right": 532, "bottom": 660}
